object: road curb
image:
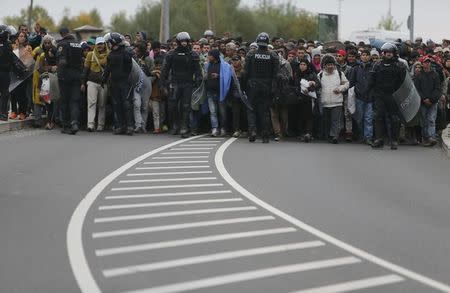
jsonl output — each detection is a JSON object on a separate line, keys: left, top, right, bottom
{"left": 442, "top": 124, "right": 450, "bottom": 158}
{"left": 0, "top": 118, "right": 42, "bottom": 134}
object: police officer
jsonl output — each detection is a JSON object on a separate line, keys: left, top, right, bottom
{"left": 102, "top": 33, "right": 134, "bottom": 135}
{"left": 244, "top": 32, "right": 280, "bottom": 143}
{"left": 56, "top": 27, "right": 83, "bottom": 134}
{"left": 161, "top": 32, "right": 202, "bottom": 138}
{"left": 367, "top": 43, "right": 407, "bottom": 150}
{"left": 0, "top": 25, "right": 14, "bottom": 121}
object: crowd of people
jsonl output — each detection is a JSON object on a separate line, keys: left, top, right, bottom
{"left": 0, "top": 23, "right": 449, "bottom": 149}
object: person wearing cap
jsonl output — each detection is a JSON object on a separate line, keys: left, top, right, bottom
{"left": 224, "top": 42, "right": 237, "bottom": 63}
{"left": 81, "top": 36, "right": 109, "bottom": 132}
{"left": 415, "top": 57, "right": 442, "bottom": 146}
{"left": 318, "top": 54, "right": 349, "bottom": 144}
{"left": 370, "top": 49, "right": 380, "bottom": 63}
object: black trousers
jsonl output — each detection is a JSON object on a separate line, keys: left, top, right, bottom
{"left": 111, "top": 80, "right": 133, "bottom": 130}
{"left": 168, "top": 83, "right": 192, "bottom": 132}
{"left": 374, "top": 95, "right": 400, "bottom": 141}
{"left": 59, "top": 78, "right": 81, "bottom": 128}
{"left": 0, "top": 71, "right": 10, "bottom": 118}
{"left": 298, "top": 98, "right": 313, "bottom": 135}
{"left": 247, "top": 80, "right": 272, "bottom": 137}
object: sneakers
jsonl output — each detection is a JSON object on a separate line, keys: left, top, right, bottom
{"left": 191, "top": 129, "right": 199, "bottom": 136}
{"left": 328, "top": 136, "right": 338, "bottom": 144}
{"left": 303, "top": 133, "right": 312, "bottom": 143}
{"left": 87, "top": 127, "right": 94, "bottom": 132}
{"left": 9, "top": 112, "right": 17, "bottom": 119}
{"left": 18, "top": 113, "right": 26, "bottom": 120}
{"left": 96, "top": 126, "right": 104, "bottom": 132}
{"left": 211, "top": 128, "right": 219, "bottom": 137}
{"left": 232, "top": 130, "right": 241, "bottom": 138}
{"left": 220, "top": 128, "right": 227, "bottom": 137}
{"left": 248, "top": 130, "right": 257, "bottom": 143}
{"left": 153, "top": 128, "right": 162, "bottom": 134}
{"left": 390, "top": 141, "right": 399, "bottom": 150}
{"left": 70, "top": 124, "right": 79, "bottom": 135}
{"left": 262, "top": 136, "right": 270, "bottom": 143}
{"left": 134, "top": 126, "right": 144, "bottom": 134}
{"left": 126, "top": 127, "right": 134, "bottom": 136}
{"left": 162, "top": 125, "right": 169, "bottom": 132}
{"left": 180, "top": 129, "right": 190, "bottom": 138}
{"left": 45, "top": 122, "right": 54, "bottom": 130}
{"left": 371, "top": 139, "right": 384, "bottom": 149}
{"left": 0, "top": 114, "right": 8, "bottom": 121}
{"left": 274, "top": 134, "right": 280, "bottom": 142}
{"left": 423, "top": 138, "right": 437, "bottom": 147}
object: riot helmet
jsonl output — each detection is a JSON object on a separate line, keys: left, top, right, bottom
{"left": 0, "top": 25, "right": 8, "bottom": 42}
{"left": 176, "top": 32, "right": 191, "bottom": 43}
{"left": 204, "top": 30, "right": 214, "bottom": 38}
{"left": 256, "top": 32, "right": 270, "bottom": 47}
{"left": 381, "top": 42, "right": 398, "bottom": 56}
{"left": 108, "top": 32, "right": 124, "bottom": 46}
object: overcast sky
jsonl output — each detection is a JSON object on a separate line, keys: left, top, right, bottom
{"left": 1, "top": 0, "right": 448, "bottom": 41}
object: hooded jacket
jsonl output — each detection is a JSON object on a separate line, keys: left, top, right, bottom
{"left": 83, "top": 45, "right": 109, "bottom": 84}
{"left": 319, "top": 68, "right": 349, "bottom": 108}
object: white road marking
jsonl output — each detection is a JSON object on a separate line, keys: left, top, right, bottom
{"left": 122, "top": 257, "right": 361, "bottom": 293}
{"left": 67, "top": 135, "right": 206, "bottom": 293}
{"left": 95, "top": 227, "right": 297, "bottom": 256}
{"left": 187, "top": 141, "right": 219, "bottom": 144}
{"left": 199, "top": 138, "right": 225, "bottom": 141}
{"left": 170, "top": 148, "right": 214, "bottom": 151}
{"left": 102, "top": 240, "right": 325, "bottom": 277}
{"left": 92, "top": 216, "right": 275, "bottom": 239}
{"left": 98, "top": 198, "right": 243, "bottom": 210}
{"left": 179, "top": 144, "right": 217, "bottom": 147}
{"left": 127, "top": 171, "right": 213, "bottom": 176}
{"left": 111, "top": 183, "right": 223, "bottom": 191}
{"left": 153, "top": 156, "right": 209, "bottom": 159}
{"left": 136, "top": 166, "right": 210, "bottom": 170}
{"left": 143, "top": 161, "right": 209, "bottom": 164}
{"left": 291, "top": 274, "right": 405, "bottom": 293}
{"left": 161, "top": 152, "right": 210, "bottom": 155}
{"left": 118, "top": 177, "right": 217, "bottom": 184}
{"left": 216, "top": 137, "right": 450, "bottom": 292}
{"left": 105, "top": 190, "right": 233, "bottom": 200}
{"left": 94, "top": 206, "right": 258, "bottom": 223}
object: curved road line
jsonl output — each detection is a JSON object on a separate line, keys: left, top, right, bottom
{"left": 215, "top": 137, "right": 450, "bottom": 293}
{"left": 67, "top": 135, "right": 450, "bottom": 293}
{"left": 66, "top": 135, "right": 204, "bottom": 293}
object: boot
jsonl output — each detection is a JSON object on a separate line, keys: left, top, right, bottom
{"left": 248, "top": 130, "right": 257, "bottom": 143}
{"left": 70, "top": 124, "right": 79, "bottom": 135}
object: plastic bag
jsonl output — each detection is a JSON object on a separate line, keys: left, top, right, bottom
{"left": 40, "top": 76, "right": 51, "bottom": 104}
{"left": 347, "top": 86, "right": 356, "bottom": 115}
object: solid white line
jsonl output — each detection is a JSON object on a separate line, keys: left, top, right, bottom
{"left": 136, "top": 166, "right": 210, "bottom": 170}
{"left": 123, "top": 257, "right": 361, "bottom": 293}
{"left": 161, "top": 152, "right": 210, "bottom": 155}
{"left": 199, "top": 138, "right": 225, "bottom": 140}
{"left": 143, "top": 161, "right": 209, "bottom": 164}
{"left": 170, "top": 145, "right": 214, "bottom": 151}
{"left": 153, "top": 156, "right": 209, "bottom": 159}
{"left": 102, "top": 240, "right": 324, "bottom": 277}
{"left": 94, "top": 206, "right": 258, "bottom": 223}
{"left": 95, "top": 227, "right": 297, "bottom": 256}
{"left": 118, "top": 177, "right": 217, "bottom": 184}
{"left": 187, "top": 142, "right": 219, "bottom": 144}
{"left": 216, "top": 137, "right": 450, "bottom": 293}
{"left": 92, "top": 216, "right": 275, "bottom": 239}
{"left": 291, "top": 274, "right": 405, "bottom": 293}
{"left": 111, "top": 183, "right": 223, "bottom": 191}
{"left": 98, "top": 198, "right": 243, "bottom": 210}
{"left": 67, "top": 134, "right": 207, "bottom": 293}
{"left": 105, "top": 190, "right": 233, "bottom": 200}
{"left": 127, "top": 171, "right": 213, "bottom": 176}
{"left": 179, "top": 144, "right": 217, "bottom": 147}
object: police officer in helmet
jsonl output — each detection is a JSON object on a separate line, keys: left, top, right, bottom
{"left": 102, "top": 32, "right": 134, "bottom": 135}
{"left": 161, "top": 32, "right": 202, "bottom": 138}
{"left": 244, "top": 32, "right": 280, "bottom": 143}
{"left": 56, "top": 27, "right": 83, "bottom": 134}
{"left": 367, "top": 42, "right": 407, "bottom": 150}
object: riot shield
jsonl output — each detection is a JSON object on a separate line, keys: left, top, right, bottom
{"left": 9, "top": 54, "right": 34, "bottom": 93}
{"left": 392, "top": 73, "right": 421, "bottom": 123}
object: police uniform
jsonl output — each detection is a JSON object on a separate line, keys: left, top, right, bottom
{"left": 244, "top": 48, "right": 280, "bottom": 142}
{"left": 161, "top": 46, "right": 202, "bottom": 136}
{"left": 56, "top": 34, "right": 83, "bottom": 133}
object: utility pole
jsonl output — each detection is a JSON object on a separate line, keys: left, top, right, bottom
{"left": 206, "top": 0, "right": 215, "bottom": 31}
{"left": 338, "top": 0, "right": 343, "bottom": 41}
{"left": 159, "top": 0, "right": 170, "bottom": 43}
{"left": 27, "top": 0, "right": 34, "bottom": 29}
{"left": 410, "top": 0, "right": 414, "bottom": 42}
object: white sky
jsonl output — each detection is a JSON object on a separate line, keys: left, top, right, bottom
{"left": 1, "top": 0, "right": 447, "bottom": 42}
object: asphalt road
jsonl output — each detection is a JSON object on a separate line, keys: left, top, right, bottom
{"left": 1, "top": 129, "right": 449, "bottom": 293}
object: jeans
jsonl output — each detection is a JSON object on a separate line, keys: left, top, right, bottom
{"left": 343, "top": 95, "right": 353, "bottom": 133}
{"left": 133, "top": 88, "right": 150, "bottom": 129}
{"left": 323, "top": 106, "right": 343, "bottom": 138}
{"left": 420, "top": 103, "right": 438, "bottom": 139}
{"left": 355, "top": 99, "right": 374, "bottom": 140}
{"left": 87, "top": 81, "right": 107, "bottom": 129}
{"left": 207, "top": 91, "right": 227, "bottom": 129}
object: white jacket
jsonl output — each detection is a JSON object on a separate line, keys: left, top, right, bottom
{"left": 319, "top": 69, "right": 349, "bottom": 108}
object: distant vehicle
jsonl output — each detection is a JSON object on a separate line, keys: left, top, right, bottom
{"left": 349, "top": 29, "right": 410, "bottom": 43}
